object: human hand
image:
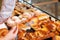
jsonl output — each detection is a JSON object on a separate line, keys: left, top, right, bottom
{"left": 3, "top": 26, "right": 18, "bottom": 40}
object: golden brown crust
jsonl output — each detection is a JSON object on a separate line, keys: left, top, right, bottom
{"left": 0, "top": 28, "right": 8, "bottom": 38}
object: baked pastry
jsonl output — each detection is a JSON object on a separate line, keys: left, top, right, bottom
{"left": 56, "top": 36, "right": 60, "bottom": 40}
{"left": 0, "top": 23, "right": 8, "bottom": 38}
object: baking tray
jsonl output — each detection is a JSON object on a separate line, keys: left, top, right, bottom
{"left": 18, "top": 0, "right": 60, "bottom": 21}
{"left": 15, "top": 1, "right": 60, "bottom": 40}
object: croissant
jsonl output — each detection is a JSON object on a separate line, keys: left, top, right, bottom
{"left": 0, "top": 23, "right": 8, "bottom": 38}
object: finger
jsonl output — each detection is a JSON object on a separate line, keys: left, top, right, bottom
{"left": 14, "top": 27, "right": 18, "bottom": 34}
{"left": 10, "top": 26, "right": 17, "bottom": 33}
{"left": 14, "top": 27, "right": 18, "bottom": 37}
{"left": 13, "top": 26, "right": 17, "bottom": 33}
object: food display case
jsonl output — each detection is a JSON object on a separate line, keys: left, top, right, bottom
{"left": 0, "top": 0, "right": 60, "bottom": 40}
{"left": 7, "top": 0, "right": 60, "bottom": 40}
{"left": 0, "top": 0, "right": 59, "bottom": 40}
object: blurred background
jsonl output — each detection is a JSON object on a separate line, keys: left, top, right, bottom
{"left": 31, "top": 0, "right": 60, "bottom": 19}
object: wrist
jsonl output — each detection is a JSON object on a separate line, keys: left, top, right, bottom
{"left": 3, "top": 36, "right": 9, "bottom": 40}
{"left": 0, "top": 37, "right": 7, "bottom": 40}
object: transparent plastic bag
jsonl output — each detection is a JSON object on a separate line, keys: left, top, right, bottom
{"left": 0, "top": 0, "right": 16, "bottom": 23}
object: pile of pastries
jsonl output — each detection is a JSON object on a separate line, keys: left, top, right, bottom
{"left": 12, "top": 2, "right": 60, "bottom": 40}
{"left": 0, "top": 2, "right": 60, "bottom": 40}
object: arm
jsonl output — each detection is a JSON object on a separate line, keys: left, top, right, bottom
{"left": 0, "top": 0, "right": 17, "bottom": 24}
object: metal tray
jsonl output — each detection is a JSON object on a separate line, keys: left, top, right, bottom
{"left": 15, "top": 1, "right": 60, "bottom": 40}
